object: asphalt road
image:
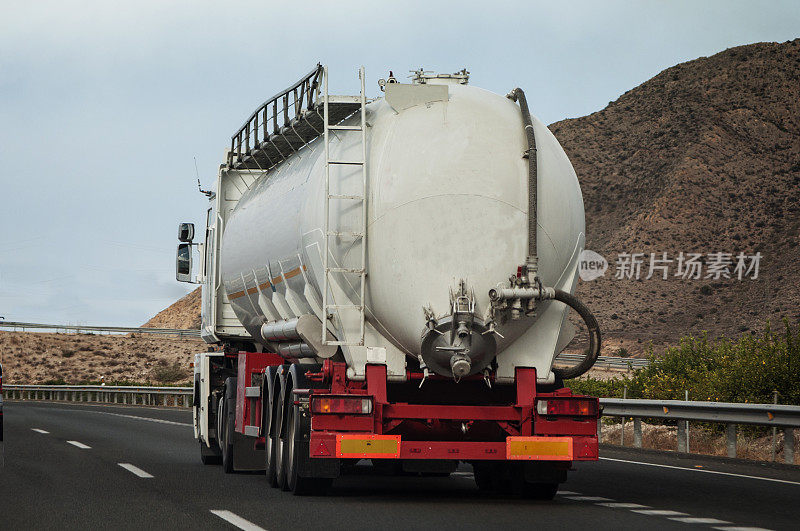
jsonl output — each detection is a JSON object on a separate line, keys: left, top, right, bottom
{"left": 2, "top": 401, "right": 799, "bottom": 530}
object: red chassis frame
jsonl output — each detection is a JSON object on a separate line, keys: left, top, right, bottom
{"left": 235, "top": 355, "right": 599, "bottom": 464}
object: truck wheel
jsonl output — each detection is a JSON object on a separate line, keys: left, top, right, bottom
{"left": 200, "top": 440, "right": 222, "bottom": 465}
{"left": 287, "top": 402, "right": 332, "bottom": 495}
{"left": 220, "top": 381, "right": 236, "bottom": 474}
{"left": 264, "top": 383, "right": 279, "bottom": 487}
{"left": 275, "top": 381, "right": 288, "bottom": 490}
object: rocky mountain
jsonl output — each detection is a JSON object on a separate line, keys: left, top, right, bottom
{"left": 142, "top": 288, "right": 201, "bottom": 329}
{"left": 550, "top": 39, "right": 800, "bottom": 355}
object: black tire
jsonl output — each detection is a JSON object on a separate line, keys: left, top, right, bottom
{"left": 275, "top": 381, "right": 288, "bottom": 490}
{"left": 220, "top": 379, "right": 236, "bottom": 474}
{"left": 287, "top": 402, "right": 333, "bottom": 495}
{"left": 200, "top": 440, "right": 222, "bottom": 465}
{"left": 264, "top": 372, "right": 279, "bottom": 487}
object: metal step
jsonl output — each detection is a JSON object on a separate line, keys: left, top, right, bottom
{"left": 328, "top": 160, "right": 364, "bottom": 165}
{"left": 326, "top": 267, "right": 365, "bottom": 274}
{"left": 326, "top": 230, "right": 363, "bottom": 238}
{"left": 328, "top": 194, "right": 364, "bottom": 200}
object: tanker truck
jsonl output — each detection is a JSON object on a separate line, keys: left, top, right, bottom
{"left": 176, "top": 64, "right": 602, "bottom": 498}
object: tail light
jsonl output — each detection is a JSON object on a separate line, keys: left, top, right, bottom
{"left": 536, "top": 398, "right": 598, "bottom": 417}
{"left": 311, "top": 395, "right": 372, "bottom": 415}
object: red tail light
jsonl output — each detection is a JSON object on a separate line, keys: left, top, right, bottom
{"left": 311, "top": 395, "right": 372, "bottom": 415}
{"left": 536, "top": 398, "right": 598, "bottom": 417}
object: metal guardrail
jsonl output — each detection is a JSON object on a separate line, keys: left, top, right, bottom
{"left": 3, "top": 385, "right": 192, "bottom": 408}
{"left": 0, "top": 321, "right": 201, "bottom": 338}
{"left": 599, "top": 398, "right": 800, "bottom": 464}
{"left": 555, "top": 352, "right": 650, "bottom": 370}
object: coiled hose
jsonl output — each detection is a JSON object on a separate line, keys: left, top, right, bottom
{"left": 551, "top": 289, "right": 602, "bottom": 380}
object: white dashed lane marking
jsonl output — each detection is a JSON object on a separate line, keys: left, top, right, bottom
{"left": 31, "top": 428, "right": 49, "bottom": 434}
{"left": 597, "top": 502, "right": 649, "bottom": 509}
{"left": 561, "top": 486, "right": 771, "bottom": 530}
{"left": 631, "top": 510, "right": 688, "bottom": 516}
{"left": 66, "top": 440, "right": 91, "bottom": 449}
{"left": 118, "top": 463, "right": 154, "bottom": 478}
{"left": 210, "top": 510, "right": 267, "bottom": 531}
{"left": 670, "top": 517, "right": 731, "bottom": 524}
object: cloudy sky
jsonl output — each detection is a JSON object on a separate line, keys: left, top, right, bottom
{"left": 1, "top": 0, "right": 798, "bottom": 327}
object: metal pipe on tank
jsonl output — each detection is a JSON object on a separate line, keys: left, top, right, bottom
{"left": 275, "top": 342, "right": 316, "bottom": 358}
{"left": 261, "top": 318, "right": 302, "bottom": 342}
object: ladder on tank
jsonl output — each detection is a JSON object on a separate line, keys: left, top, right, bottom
{"left": 322, "top": 65, "right": 367, "bottom": 346}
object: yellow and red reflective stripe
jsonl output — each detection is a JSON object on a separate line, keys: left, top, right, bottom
{"left": 227, "top": 265, "right": 306, "bottom": 300}
{"left": 506, "top": 436, "right": 574, "bottom": 461}
{"left": 335, "top": 434, "right": 401, "bottom": 459}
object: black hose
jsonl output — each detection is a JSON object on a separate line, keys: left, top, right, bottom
{"left": 507, "top": 88, "right": 537, "bottom": 267}
{"left": 551, "top": 289, "right": 602, "bottom": 380}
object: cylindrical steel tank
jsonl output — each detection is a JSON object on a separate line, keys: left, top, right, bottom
{"left": 220, "top": 74, "right": 585, "bottom": 382}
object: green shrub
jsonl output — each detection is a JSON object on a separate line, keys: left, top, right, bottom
{"left": 568, "top": 318, "right": 800, "bottom": 405}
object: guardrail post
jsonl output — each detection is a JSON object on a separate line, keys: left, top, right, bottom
{"left": 785, "top": 428, "right": 795, "bottom": 464}
{"left": 597, "top": 417, "right": 602, "bottom": 443}
{"left": 726, "top": 424, "right": 737, "bottom": 458}
{"left": 633, "top": 417, "right": 642, "bottom": 448}
{"left": 162, "top": 394, "right": 167, "bottom": 407}
{"left": 677, "top": 421, "right": 687, "bottom": 452}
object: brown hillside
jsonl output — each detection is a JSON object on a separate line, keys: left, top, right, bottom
{"left": 550, "top": 39, "right": 800, "bottom": 355}
{"left": 142, "top": 288, "right": 201, "bottom": 329}
{"left": 0, "top": 331, "right": 204, "bottom": 384}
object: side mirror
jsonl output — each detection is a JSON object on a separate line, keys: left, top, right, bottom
{"left": 176, "top": 243, "right": 193, "bottom": 282}
{"left": 178, "top": 223, "right": 195, "bottom": 242}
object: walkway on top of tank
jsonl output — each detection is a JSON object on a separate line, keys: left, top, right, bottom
{"left": 228, "top": 63, "right": 362, "bottom": 172}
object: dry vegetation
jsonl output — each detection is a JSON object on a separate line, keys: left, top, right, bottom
{"left": 603, "top": 420, "right": 799, "bottom": 465}
{"left": 0, "top": 331, "right": 204, "bottom": 385}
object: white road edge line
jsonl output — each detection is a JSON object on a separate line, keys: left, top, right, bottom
{"left": 210, "top": 510, "right": 267, "bottom": 531}
{"left": 38, "top": 406, "right": 192, "bottom": 427}
{"left": 31, "top": 428, "right": 49, "bottom": 434}
{"left": 600, "top": 457, "right": 800, "bottom": 486}
{"left": 82, "top": 410, "right": 192, "bottom": 427}
{"left": 66, "top": 440, "right": 91, "bottom": 449}
{"left": 118, "top": 463, "right": 154, "bottom": 478}
{"left": 712, "top": 527, "right": 773, "bottom": 531}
